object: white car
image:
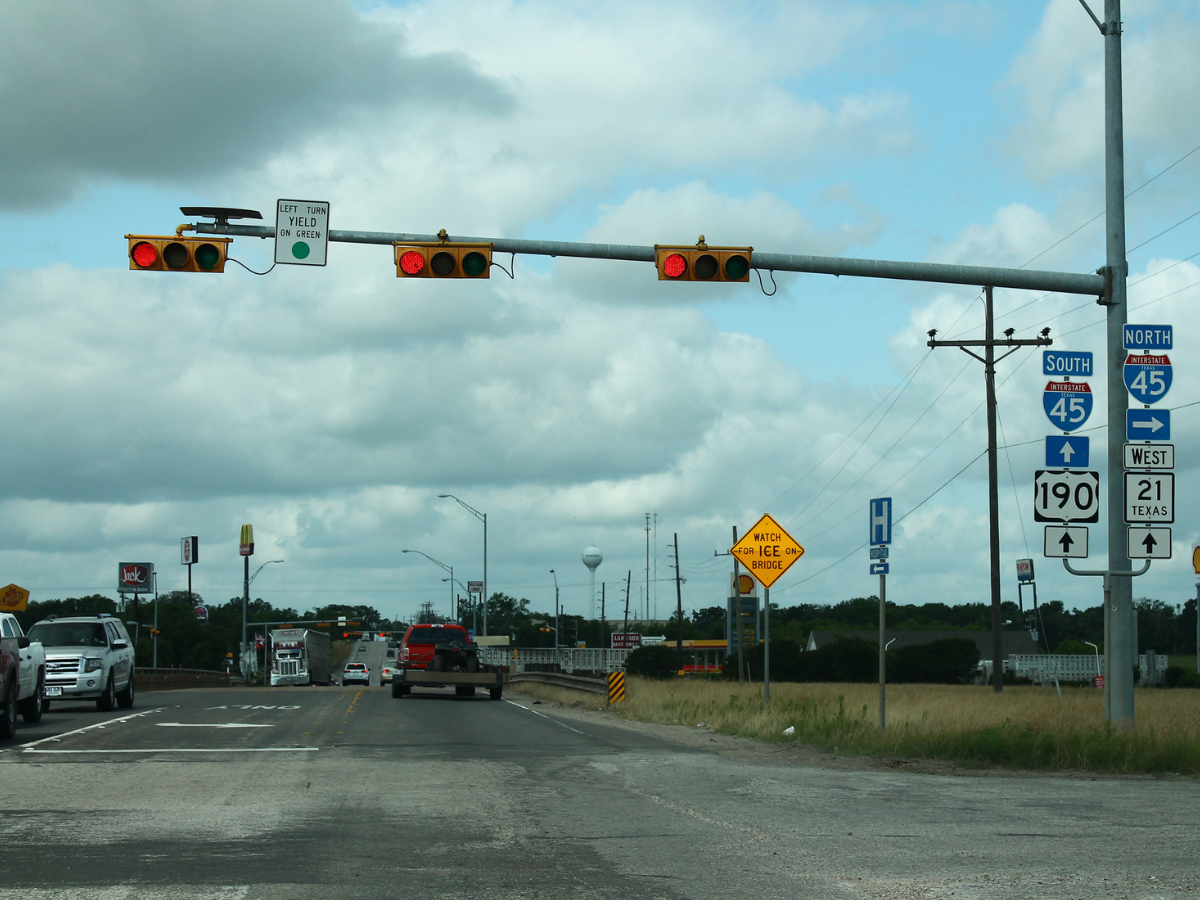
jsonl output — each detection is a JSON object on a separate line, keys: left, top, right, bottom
{"left": 342, "top": 662, "right": 370, "bottom": 686}
{"left": 0, "top": 612, "right": 46, "bottom": 723}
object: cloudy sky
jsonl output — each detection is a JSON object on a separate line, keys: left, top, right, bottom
{"left": 2, "top": 0, "right": 1199, "bottom": 628}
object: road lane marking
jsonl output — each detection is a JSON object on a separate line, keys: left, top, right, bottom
{"left": 23, "top": 747, "right": 320, "bottom": 754}
{"left": 155, "top": 723, "right": 275, "bottom": 729}
{"left": 17, "top": 707, "right": 166, "bottom": 751}
{"left": 504, "top": 699, "right": 584, "bottom": 734}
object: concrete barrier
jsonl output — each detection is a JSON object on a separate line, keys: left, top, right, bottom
{"left": 133, "top": 668, "right": 235, "bottom": 691}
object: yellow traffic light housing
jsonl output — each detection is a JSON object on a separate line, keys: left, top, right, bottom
{"left": 394, "top": 232, "right": 492, "bottom": 279}
{"left": 655, "top": 237, "right": 752, "bottom": 282}
{"left": 126, "top": 233, "right": 231, "bottom": 273}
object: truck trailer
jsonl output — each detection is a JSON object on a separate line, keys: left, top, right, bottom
{"left": 269, "top": 628, "right": 331, "bottom": 686}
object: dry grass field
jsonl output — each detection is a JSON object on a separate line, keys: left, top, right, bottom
{"left": 514, "top": 677, "right": 1200, "bottom": 774}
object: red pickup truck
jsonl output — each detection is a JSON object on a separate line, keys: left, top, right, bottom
{"left": 393, "top": 624, "right": 503, "bottom": 700}
{"left": 1, "top": 626, "right": 21, "bottom": 738}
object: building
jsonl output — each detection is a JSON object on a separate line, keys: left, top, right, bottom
{"left": 805, "top": 629, "right": 1039, "bottom": 660}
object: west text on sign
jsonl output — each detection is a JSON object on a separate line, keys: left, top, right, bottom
{"left": 1123, "top": 443, "right": 1173, "bottom": 470}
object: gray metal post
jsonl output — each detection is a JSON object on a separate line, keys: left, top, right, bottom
{"left": 1104, "top": 0, "right": 1134, "bottom": 727}
{"left": 763, "top": 587, "right": 771, "bottom": 704}
{"left": 153, "top": 570, "right": 158, "bottom": 669}
{"left": 482, "top": 512, "right": 488, "bottom": 636}
{"left": 674, "top": 533, "right": 684, "bottom": 673}
{"left": 1195, "top": 581, "right": 1199, "bottom": 674}
{"left": 733, "top": 525, "right": 745, "bottom": 684}
{"left": 878, "top": 573, "right": 886, "bottom": 729}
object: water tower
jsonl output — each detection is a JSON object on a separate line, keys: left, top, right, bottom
{"left": 582, "top": 546, "right": 603, "bottom": 620}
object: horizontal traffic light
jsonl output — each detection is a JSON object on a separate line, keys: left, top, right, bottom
{"left": 655, "top": 240, "right": 752, "bottom": 282}
{"left": 126, "top": 234, "right": 231, "bottom": 273}
{"left": 393, "top": 241, "right": 492, "bottom": 279}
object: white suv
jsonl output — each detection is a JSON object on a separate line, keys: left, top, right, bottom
{"left": 27, "top": 614, "right": 136, "bottom": 711}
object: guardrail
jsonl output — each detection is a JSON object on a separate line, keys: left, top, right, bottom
{"left": 508, "top": 672, "right": 607, "bottom": 695}
{"left": 133, "top": 668, "right": 235, "bottom": 691}
{"left": 477, "top": 647, "right": 630, "bottom": 674}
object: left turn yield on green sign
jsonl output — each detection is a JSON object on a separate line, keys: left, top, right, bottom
{"left": 275, "top": 199, "right": 329, "bottom": 266}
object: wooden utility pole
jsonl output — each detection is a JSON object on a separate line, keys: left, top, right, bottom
{"left": 928, "top": 286, "right": 1051, "bottom": 692}
{"left": 674, "top": 533, "right": 684, "bottom": 672}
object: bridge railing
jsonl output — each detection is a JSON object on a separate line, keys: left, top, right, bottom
{"left": 477, "top": 646, "right": 630, "bottom": 674}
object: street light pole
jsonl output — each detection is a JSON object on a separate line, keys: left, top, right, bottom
{"left": 243, "top": 558, "right": 284, "bottom": 682}
{"left": 438, "top": 494, "right": 487, "bottom": 635}
{"left": 550, "top": 569, "right": 560, "bottom": 662}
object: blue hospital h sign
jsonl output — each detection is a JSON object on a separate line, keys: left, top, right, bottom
{"left": 870, "top": 497, "right": 892, "bottom": 546}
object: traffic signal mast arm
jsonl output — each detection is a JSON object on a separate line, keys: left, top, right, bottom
{"left": 192, "top": 221, "right": 1107, "bottom": 297}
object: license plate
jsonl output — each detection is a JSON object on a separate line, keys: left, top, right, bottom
{"left": 44, "top": 686, "right": 62, "bottom": 697}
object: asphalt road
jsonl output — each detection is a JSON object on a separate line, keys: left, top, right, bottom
{"left": 2, "top": 686, "right": 1198, "bottom": 899}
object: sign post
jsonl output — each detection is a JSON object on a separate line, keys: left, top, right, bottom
{"left": 868, "top": 498, "right": 892, "bottom": 729}
{"left": 181, "top": 535, "right": 198, "bottom": 616}
{"left": 730, "top": 514, "right": 805, "bottom": 704}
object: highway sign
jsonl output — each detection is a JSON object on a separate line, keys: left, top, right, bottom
{"left": 1123, "top": 354, "right": 1172, "bottom": 404}
{"left": 1127, "top": 408, "right": 1170, "bottom": 440}
{"left": 467, "top": 580, "right": 483, "bottom": 594}
{"left": 1042, "top": 381, "right": 1093, "bottom": 431}
{"left": 1123, "top": 443, "right": 1174, "bottom": 469}
{"left": 1123, "top": 324, "right": 1172, "bottom": 351}
{"left": 1043, "top": 350, "right": 1094, "bottom": 378}
{"left": 1015, "top": 558, "right": 1034, "bottom": 582}
{"left": 1045, "top": 435, "right": 1089, "bottom": 468}
{"left": 1044, "top": 525, "right": 1088, "bottom": 558}
{"left": 1033, "top": 470, "right": 1100, "bottom": 523}
{"left": 0, "top": 584, "right": 29, "bottom": 612}
{"left": 869, "top": 497, "right": 892, "bottom": 545}
{"left": 870, "top": 562, "right": 889, "bottom": 575}
{"left": 730, "top": 514, "right": 805, "bottom": 588}
{"left": 1124, "top": 472, "right": 1174, "bottom": 524}
{"left": 611, "top": 633, "right": 642, "bottom": 649}
{"left": 275, "top": 199, "right": 329, "bottom": 266}
{"left": 869, "top": 547, "right": 889, "bottom": 559}
{"left": 1128, "top": 527, "right": 1171, "bottom": 559}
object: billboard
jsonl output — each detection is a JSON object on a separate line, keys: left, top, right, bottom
{"left": 181, "top": 536, "right": 199, "bottom": 565}
{"left": 118, "top": 562, "right": 155, "bottom": 594}
{"left": 611, "top": 633, "right": 642, "bottom": 649}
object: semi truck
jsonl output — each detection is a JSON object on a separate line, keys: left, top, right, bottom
{"left": 269, "top": 628, "right": 331, "bottom": 686}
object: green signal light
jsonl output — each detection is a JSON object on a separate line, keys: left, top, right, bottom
{"left": 462, "top": 251, "right": 488, "bottom": 277}
{"left": 292, "top": 241, "right": 310, "bottom": 260}
{"left": 724, "top": 254, "right": 750, "bottom": 280}
{"left": 195, "top": 243, "right": 221, "bottom": 270}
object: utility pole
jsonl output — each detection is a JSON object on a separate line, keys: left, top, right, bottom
{"left": 733, "top": 526, "right": 745, "bottom": 683}
{"left": 645, "top": 514, "right": 651, "bottom": 624}
{"left": 673, "top": 533, "right": 684, "bottom": 673}
{"left": 623, "top": 569, "right": 631, "bottom": 638}
{"left": 929, "top": 286, "right": 1051, "bottom": 692}
{"left": 600, "top": 582, "right": 606, "bottom": 650}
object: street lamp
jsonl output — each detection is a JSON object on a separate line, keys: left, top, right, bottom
{"left": 550, "top": 569, "right": 560, "bottom": 660}
{"left": 442, "top": 576, "right": 471, "bottom": 628}
{"left": 438, "top": 494, "right": 487, "bottom": 635}
{"left": 242, "top": 559, "right": 283, "bottom": 682}
{"left": 403, "top": 549, "right": 453, "bottom": 620}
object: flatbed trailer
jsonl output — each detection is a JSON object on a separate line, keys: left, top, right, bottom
{"left": 391, "top": 666, "right": 503, "bottom": 700}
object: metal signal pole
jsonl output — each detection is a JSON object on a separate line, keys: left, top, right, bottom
{"left": 674, "top": 533, "right": 684, "bottom": 673}
{"left": 929, "top": 287, "right": 1051, "bottom": 692}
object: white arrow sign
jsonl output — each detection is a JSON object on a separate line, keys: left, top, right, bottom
{"left": 1127, "top": 527, "right": 1171, "bottom": 559}
{"left": 1131, "top": 415, "right": 1167, "bottom": 433}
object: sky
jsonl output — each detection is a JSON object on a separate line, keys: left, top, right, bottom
{"left": 2, "top": 0, "right": 1200, "bottom": 631}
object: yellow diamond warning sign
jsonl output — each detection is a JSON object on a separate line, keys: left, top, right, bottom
{"left": 731, "top": 514, "right": 804, "bottom": 588}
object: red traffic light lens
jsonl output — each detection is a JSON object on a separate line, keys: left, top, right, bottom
{"left": 399, "top": 250, "right": 425, "bottom": 275}
{"left": 663, "top": 253, "right": 687, "bottom": 278}
{"left": 131, "top": 241, "right": 158, "bottom": 268}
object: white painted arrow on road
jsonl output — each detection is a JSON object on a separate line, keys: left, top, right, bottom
{"left": 155, "top": 723, "right": 275, "bottom": 729}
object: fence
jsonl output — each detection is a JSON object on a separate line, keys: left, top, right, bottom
{"left": 1007, "top": 654, "right": 1169, "bottom": 685}
{"left": 477, "top": 647, "right": 630, "bottom": 674}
